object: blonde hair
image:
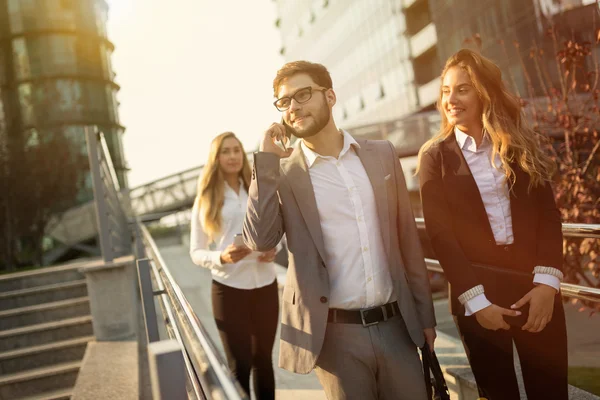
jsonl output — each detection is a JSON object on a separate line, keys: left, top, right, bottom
{"left": 194, "top": 132, "right": 251, "bottom": 241}
{"left": 417, "top": 49, "right": 555, "bottom": 190}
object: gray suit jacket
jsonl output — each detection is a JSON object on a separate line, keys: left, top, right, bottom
{"left": 243, "top": 138, "right": 436, "bottom": 374}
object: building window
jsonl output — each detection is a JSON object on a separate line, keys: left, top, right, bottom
{"left": 274, "top": 18, "right": 281, "bottom": 28}
{"left": 279, "top": 46, "right": 286, "bottom": 56}
{"left": 379, "top": 84, "right": 385, "bottom": 99}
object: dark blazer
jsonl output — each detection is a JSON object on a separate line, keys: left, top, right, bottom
{"left": 418, "top": 133, "right": 563, "bottom": 315}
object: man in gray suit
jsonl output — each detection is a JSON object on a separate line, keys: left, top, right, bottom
{"left": 243, "top": 61, "right": 436, "bottom": 400}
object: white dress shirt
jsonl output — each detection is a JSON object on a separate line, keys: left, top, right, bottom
{"left": 300, "top": 130, "right": 395, "bottom": 310}
{"left": 454, "top": 127, "right": 561, "bottom": 316}
{"left": 189, "top": 180, "right": 276, "bottom": 290}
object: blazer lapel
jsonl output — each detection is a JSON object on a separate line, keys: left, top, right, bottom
{"left": 281, "top": 147, "right": 328, "bottom": 264}
{"left": 442, "top": 135, "right": 495, "bottom": 239}
{"left": 355, "top": 140, "right": 391, "bottom": 261}
{"left": 508, "top": 162, "right": 529, "bottom": 246}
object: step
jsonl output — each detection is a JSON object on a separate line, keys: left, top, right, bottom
{"left": 0, "top": 280, "right": 88, "bottom": 311}
{"left": 0, "top": 316, "right": 93, "bottom": 352}
{"left": 0, "top": 259, "right": 93, "bottom": 293}
{"left": 20, "top": 388, "right": 72, "bottom": 400}
{"left": 0, "top": 361, "right": 80, "bottom": 399}
{"left": 0, "top": 297, "right": 90, "bottom": 330}
{"left": 0, "top": 336, "right": 93, "bottom": 375}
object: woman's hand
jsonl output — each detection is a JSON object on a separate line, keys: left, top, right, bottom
{"left": 511, "top": 284, "right": 557, "bottom": 333}
{"left": 475, "top": 304, "right": 521, "bottom": 331}
{"left": 219, "top": 244, "right": 252, "bottom": 264}
{"left": 258, "top": 248, "right": 277, "bottom": 262}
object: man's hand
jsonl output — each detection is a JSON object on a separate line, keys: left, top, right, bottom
{"left": 511, "top": 284, "right": 556, "bottom": 333}
{"left": 258, "top": 248, "right": 277, "bottom": 262}
{"left": 424, "top": 328, "right": 436, "bottom": 352}
{"left": 220, "top": 244, "right": 252, "bottom": 264}
{"left": 475, "top": 304, "right": 521, "bottom": 331}
{"left": 260, "top": 122, "right": 293, "bottom": 158}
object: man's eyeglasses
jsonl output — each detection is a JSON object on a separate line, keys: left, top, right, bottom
{"left": 273, "top": 86, "right": 328, "bottom": 111}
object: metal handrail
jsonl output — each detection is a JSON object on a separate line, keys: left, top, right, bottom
{"left": 146, "top": 256, "right": 205, "bottom": 399}
{"left": 415, "top": 218, "right": 600, "bottom": 239}
{"left": 417, "top": 219, "right": 600, "bottom": 302}
{"left": 139, "top": 223, "right": 247, "bottom": 400}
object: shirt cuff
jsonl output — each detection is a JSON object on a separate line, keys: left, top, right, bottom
{"left": 464, "top": 294, "right": 492, "bottom": 316}
{"left": 211, "top": 251, "right": 223, "bottom": 267}
{"left": 533, "top": 273, "right": 561, "bottom": 292}
{"left": 458, "top": 284, "right": 485, "bottom": 304}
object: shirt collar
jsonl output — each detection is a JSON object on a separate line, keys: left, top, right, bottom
{"left": 301, "top": 130, "right": 360, "bottom": 168}
{"left": 454, "top": 126, "right": 489, "bottom": 153}
{"left": 224, "top": 178, "right": 245, "bottom": 195}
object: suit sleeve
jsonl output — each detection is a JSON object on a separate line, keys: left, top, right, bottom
{"left": 388, "top": 142, "right": 436, "bottom": 329}
{"left": 534, "top": 180, "right": 563, "bottom": 271}
{"left": 418, "top": 149, "right": 482, "bottom": 298}
{"left": 243, "top": 152, "right": 285, "bottom": 252}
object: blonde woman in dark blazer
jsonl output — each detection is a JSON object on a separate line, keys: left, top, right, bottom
{"left": 418, "top": 49, "right": 567, "bottom": 400}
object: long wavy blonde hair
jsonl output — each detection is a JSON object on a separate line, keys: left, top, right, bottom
{"left": 194, "top": 132, "right": 251, "bottom": 241}
{"left": 417, "top": 49, "right": 555, "bottom": 190}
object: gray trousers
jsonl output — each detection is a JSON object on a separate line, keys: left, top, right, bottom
{"left": 314, "top": 315, "right": 428, "bottom": 400}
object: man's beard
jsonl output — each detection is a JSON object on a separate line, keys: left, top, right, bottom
{"left": 291, "top": 103, "right": 331, "bottom": 139}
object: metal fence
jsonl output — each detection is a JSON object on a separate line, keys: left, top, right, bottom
{"left": 136, "top": 223, "right": 247, "bottom": 400}
{"left": 85, "top": 127, "right": 132, "bottom": 262}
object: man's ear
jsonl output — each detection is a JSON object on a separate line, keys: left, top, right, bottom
{"left": 326, "top": 89, "right": 337, "bottom": 107}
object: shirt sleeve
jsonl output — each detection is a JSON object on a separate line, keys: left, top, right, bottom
{"left": 464, "top": 293, "right": 493, "bottom": 316}
{"left": 533, "top": 273, "right": 561, "bottom": 292}
{"left": 189, "top": 202, "right": 225, "bottom": 269}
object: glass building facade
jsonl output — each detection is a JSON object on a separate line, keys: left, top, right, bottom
{"left": 274, "top": 0, "right": 435, "bottom": 128}
{"left": 0, "top": 0, "right": 126, "bottom": 204}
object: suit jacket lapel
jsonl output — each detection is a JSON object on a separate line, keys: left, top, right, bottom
{"left": 442, "top": 135, "right": 495, "bottom": 239}
{"left": 508, "top": 162, "right": 529, "bottom": 245}
{"left": 281, "top": 147, "right": 328, "bottom": 264}
{"left": 355, "top": 140, "right": 391, "bottom": 261}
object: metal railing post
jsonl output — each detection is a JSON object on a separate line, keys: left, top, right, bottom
{"left": 137, "top": 258, "right": 160, "bottom": 343}
{"left": 85, "top": 127, "right": 114, "bottom": 262}
{"left": 148, "top": 340, "right": 187, "bottom": 400}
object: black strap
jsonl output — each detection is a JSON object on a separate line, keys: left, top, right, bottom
{"left": 421, "top": 343, "right": 451, "bottom": 400}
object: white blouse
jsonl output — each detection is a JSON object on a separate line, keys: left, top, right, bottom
{"left": 189, "top": 180, "right": 277, "bottom": 289}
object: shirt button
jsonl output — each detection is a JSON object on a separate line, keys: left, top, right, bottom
{"left": 504, "top": 246, "right": 510, "bottom": 252}
{"left": 320, "top": 296, "right": 328, "bottom": 303}
{"left": 358, "top": 216, "right": 363, "bottom": 221}
{"left": 336, "top": 161, "right": 341, "bottom": 166}
{"left": 363, "top": 246, "right": 368, "bottom": 252}
{"left": 367, "top": 277, "right": 372, "bottom": 282}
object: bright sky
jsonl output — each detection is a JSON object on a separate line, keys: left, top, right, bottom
{"left": 105, "top": 0, "right": 283, "bottom": 188}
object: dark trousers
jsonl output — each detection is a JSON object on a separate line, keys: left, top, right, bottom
{"left": 211, "top": 279, "right": 279, "bottom": 400}
{"left": 453, "top": 246, "right": 568, "bottom": 400}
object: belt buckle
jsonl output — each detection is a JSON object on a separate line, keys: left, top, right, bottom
{"left": 360, "top": 305, "right": 387, "bottom": 327}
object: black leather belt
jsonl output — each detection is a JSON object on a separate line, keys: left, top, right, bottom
{"left": 328, "top": 301, "right": 400, "bottom": 327}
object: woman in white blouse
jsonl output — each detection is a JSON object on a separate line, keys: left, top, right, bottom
{"left": 190, "top": 132, "right": 279, "bottom": 400}
{"left": 418, "top": 49, "right": 567, "bottom": 399}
